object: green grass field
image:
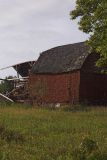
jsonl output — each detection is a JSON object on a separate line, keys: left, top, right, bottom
{"left": 0, "top": 104, "right": 107, "bottom": 160}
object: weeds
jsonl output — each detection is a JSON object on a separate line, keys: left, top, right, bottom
{"left": 72, "top": 137, "right": 107, "bottom": 160}
{"left": 61, "top": 104, "right": 90, "bottom": 112}
{"left": 0, "top": 105, "right": 106, "bottom": 159}
{"left": 0, "top": 124, "right": 24, "bottom": 143}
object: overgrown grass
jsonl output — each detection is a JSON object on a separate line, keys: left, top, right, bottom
{"left": 0, "top": 104, "right": 107, "bottom": 159}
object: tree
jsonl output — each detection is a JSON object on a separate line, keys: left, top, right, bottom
{"left": 0, "top": 76, "right": 14, "bottom": 94}
{"left": 70, "top": 0, "right": 107, "bottom": 67}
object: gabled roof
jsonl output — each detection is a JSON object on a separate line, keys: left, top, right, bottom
{"left": 31, "top": 42, "right": 90, "bottom": 74}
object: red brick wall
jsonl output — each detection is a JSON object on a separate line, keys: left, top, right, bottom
{"left": 29, "top": 71, "right": 80, "bottom": 104}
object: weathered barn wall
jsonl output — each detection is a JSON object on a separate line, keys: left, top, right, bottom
{"left": 80, "top": 73, "right": 107, "bottom": 104}
{"left": 80, "top": 53, "right": 107, "bottom": 104}
{"left": 29, "top": 71, "right": 80, "bottom": 104}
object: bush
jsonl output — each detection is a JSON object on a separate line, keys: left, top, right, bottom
{"left": 0, "top": 76, "right": 14, "bottom": 94}
{"left": 72, "top": 137, "right": 107, "bottom": 160}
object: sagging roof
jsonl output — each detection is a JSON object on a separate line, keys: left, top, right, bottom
{"left": 13, "top": 61, "right": 35, "bottom": 77}
{"left": 31, "top": 42, "right": 90, "bottom": 74}
{"left": 1, "top": 61, "right": 35, "bottom": 77}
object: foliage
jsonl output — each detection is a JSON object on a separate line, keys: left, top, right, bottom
{"left": 0, "top": 76, "right": 14, "bottom": 94}
{"left": 70, "top": 0, "right": 107, "bottom": 67}
{"left": 72, "top": 137, "right": 107, "bottom": 160}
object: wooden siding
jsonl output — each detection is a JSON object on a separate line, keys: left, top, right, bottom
{"left": 80, "top": 53, "right": 107, "bottom": 104}
{"left": 80, "top": 73, "right": 107, "bottom": 104}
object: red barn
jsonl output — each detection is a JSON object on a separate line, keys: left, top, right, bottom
{"left": 29, "top": 42, "right": 107, "bottom": 105}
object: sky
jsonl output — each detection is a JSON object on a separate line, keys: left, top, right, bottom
{"left": 0, "top": 0, "right": 88, "bottom": 78}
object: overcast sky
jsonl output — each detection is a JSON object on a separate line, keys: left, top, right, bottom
{"left": 0, "top": 0, "right": 88, "bottom": 78}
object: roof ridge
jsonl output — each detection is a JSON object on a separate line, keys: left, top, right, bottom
{"left": 40, "top": 41, "right": 86, "bottom": 55}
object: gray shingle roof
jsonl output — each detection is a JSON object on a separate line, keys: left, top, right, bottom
{"left": 32, "top": 42, "right": 90, "bottom": 74}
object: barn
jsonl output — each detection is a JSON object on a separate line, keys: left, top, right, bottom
{"left": 29, "top": 42, "right": 107, "bottom": 105}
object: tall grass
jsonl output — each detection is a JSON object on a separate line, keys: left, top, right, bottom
{"left": 0, "top": 104, "right": 106, "bottom": 159}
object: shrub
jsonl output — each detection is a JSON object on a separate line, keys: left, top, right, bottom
{"left": 72, "top": 137, "right": 107, "bottom": 160}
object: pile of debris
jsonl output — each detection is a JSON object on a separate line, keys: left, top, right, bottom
{"left": 0, "top": 61, "right": 35, "bottom": 103}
